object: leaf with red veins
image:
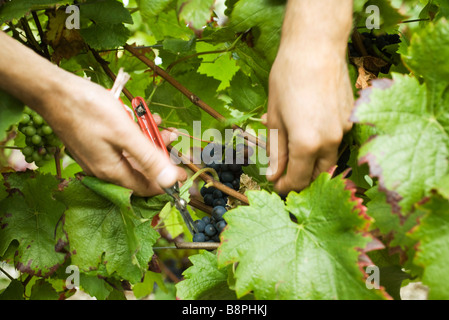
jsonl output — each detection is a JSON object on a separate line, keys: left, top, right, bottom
{"left": 351, "top": 74, "right": 449, "bottom": 214}
{"left": 217, "top": 172, "right": 389, "bottom": 300}
{"left": 0, "top": 172, "right": 67, "bottom": 277}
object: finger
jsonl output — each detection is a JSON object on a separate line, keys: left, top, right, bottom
{"left": 160, "top": 127, "right": 179, "bottom": 146}
{"left": 153, "top": 113, "right": 162, "bottom": 125}
{"left": 274, "top": 146, "right": 317, "bottom": 195}
{"left": 117, "top": 128, "right": 185, "bottom": 189}
{"left": 266, "top": 124, "right": 288, "bottom": 182}
{"left": 312, "top": 147, "right": 339, "bottom": 180}
{"left": 261, "top": 113, "right": 267, "bottom": 126}
{"left": 104, "top": 152, "right": 164, "bottom": 197}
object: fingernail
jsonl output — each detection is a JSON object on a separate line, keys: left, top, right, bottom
{"left": 169, "top": 131, "right": 179, "bottom": 142}
{"left": 156, "top": 166, "right": 178, "bottom": 188}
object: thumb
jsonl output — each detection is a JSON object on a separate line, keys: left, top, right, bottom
{"left": 119, "top": 128, "right": 183, "bottom": 189}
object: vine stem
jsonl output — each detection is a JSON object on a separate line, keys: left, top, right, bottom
{"left": 124, "top": 44, "right": 266, "bottom": 150}
{"left": 90, "top": 48, "right": 135, "bottom": 103}
{"left": 158, "top": 125, "right": 213, "bottom": 144}
{"left": 55, "top": 147, "right": 62, "bottom": 179}
{"left": 0, "top": 146, "right": 22, "bottom": 150}
{"left": 167, "top": 145, "right": 249, "bottom": 205}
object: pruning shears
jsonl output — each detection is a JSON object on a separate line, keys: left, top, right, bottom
{"left": 130, "top": 96, "right": 197, "bottom": 236}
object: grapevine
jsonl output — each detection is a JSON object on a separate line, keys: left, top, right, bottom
{"left": 0, "top": 0, "right": 448, "bottom": 303}
{"left": 18, "top": 107, "right": 59, "bottom": 167}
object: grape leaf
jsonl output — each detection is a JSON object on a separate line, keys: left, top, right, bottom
{"left": 409, "top": 194, "right": 449, "bottom": 299}
{"left": 196, "top": 42, "right": 240, "bottom": 91}
{"left": 218, "top": 173, "right": 388, "bottom": 300}
{"left": 227, "top": 70, "right": 266, "bottom": 112}
{"left": 176, "top": 250, "right": 239, "bottom": 300}
{"left": 177, "top": 0, "right": 215, "bottom": 31}
{"left": 402, "top": 19, "right": 449, "bottom": 90}
{"left": 352, "top": 74, "right": 449, "bottom": 214}
{"left": 144, "top": 8, "right": 194, "bottom": 41}
{"left": 79, "top": 274, "right": 112, "bottom": 300}
{"left": 133, "top": 270, "right": 166, "bottom": 299}
{"left": 56, "top": 179, "right": 158, "bottom": 284}
{"left": 365, "top": 185, "right": 423, "bottom": 251}
{"left": 0, "top": 279, "right": 24, "bottom": 300}
{"left": 352, "top": 20, "right": 449, "bottom": 214}
{"left": 29, "top": 279, "right": 58, "bottom": 300}
{"left": 0, "top": 90, "right": 24, "bottom": 142}
{"left": 228, "top": 0, "right": 285, "bottom": 65}
{"left": 136, "top": 0, "right": 173, "bottom": 20}
{"left": 0, "top": 172, "right": 66, "bottom": 277}
{"left": 80, "top": 0, "right": 133, "bottom": 25}
{"left": 79, "top": 23, "right": 130, "bottom": 50}
{"left": 0, "top": 0, "right": 62, "bottom": 24}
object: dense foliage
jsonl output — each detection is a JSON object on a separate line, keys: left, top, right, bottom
{"left": 1, "top": 0, "right": 449, "bottom": 300}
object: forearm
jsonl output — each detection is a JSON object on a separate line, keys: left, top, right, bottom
{"left": 280, "top": 0, "right": 353, "bottom": 61}
{"left": 0, "top": 31, "right": 72, "bottom": 116}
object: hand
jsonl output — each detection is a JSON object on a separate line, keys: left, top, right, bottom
{"left": 266, "top": 48, "right": 354, "bottom": 195}
{"left": 41, "top": 76, "right": 187, "bottom": 197}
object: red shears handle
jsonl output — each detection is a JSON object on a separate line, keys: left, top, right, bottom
{"left": 131, "top": 97, "right": 168, "bottom": 157}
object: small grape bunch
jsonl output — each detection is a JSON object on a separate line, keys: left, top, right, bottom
{"left": 18, "top": 107, "right": 60, "bottom": 167}
{"left": 192, "top": 142, "right": 252, "bottom": 243}
{"left": 192, "top": 206, "right": 227, "bottom": 243}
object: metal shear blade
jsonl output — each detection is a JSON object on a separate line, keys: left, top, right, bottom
{"left": 163, "top": 183, "right": 198, "bottom": 235}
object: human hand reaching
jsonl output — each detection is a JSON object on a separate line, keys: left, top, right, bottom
{"left": 0, "top": 31, "right": 186, "bottom": 197}
{"left": 265, "top": 0, "right": 354, "bottom": 195}
{"left": 42, "top": 77, "right": 187, "bottom": 197}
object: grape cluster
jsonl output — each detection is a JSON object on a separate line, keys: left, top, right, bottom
{"left": 18, "top": 107, "right": 59, "bottom": 167}
{"left": 192, "top": 143, "right": 251, "bottom": 243}
{"left": 348, "top": 32, "right": 401, "bottom": 66}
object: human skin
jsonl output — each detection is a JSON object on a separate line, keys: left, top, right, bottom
{"left": 266, "top": 0, "right": 354, "bottom": 195}
{"left": 0, "top": 31, "right": 186, "bottom": 197}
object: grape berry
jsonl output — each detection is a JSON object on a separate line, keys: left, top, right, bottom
{"left": 18, "top": 107, "right": 59, "bottom": 167}
{"left": 192, "top": 142, "right": 251, "bottom": 243}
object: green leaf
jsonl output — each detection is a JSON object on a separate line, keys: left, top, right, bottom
{"left": 144, "top": 8, "right": 194, "bottom": 41}
{"left": 177, "top": 0, "right": 215, "bottom": 31}
{"left": 0, "top": 279, "right": 24, "bottom": 300}
{"left": 29, "top": 279, "right": 58, "bottom": 300}
{"left": 80, "top": 275, "right": 113, "bottom": 300}
{"left": 0, "top": 90, "right": 24, "bottom": 142}
{"left": 81, "top": 0, "right": 133, "bottom": 25}
{"left": 402, "top": 19, "right": 449, "bottom": 89}
{"left": 80, "top": 23, "right": 130, "bottom": 50}
{"left": 409, "top": 194, "right": 449, "bottom": 299}
{"left": 176, "top": 250, "right": 239, "bottom": 300}
{"left": 81, "top": 176, "right": 140, "bottom": 254}
{"left": 228, "top": 0, "right": 285, "bottom": 65}
{"left": 196, "top": 42, "right": 240, "bottom": 91}
{"left": 365, "top": 185, "right": 423, "bottom": 250}
{"left": 352, "top": 74, "right": 449, "bottom": 213}
{"left": 435, "top": 173, "right": 449, "bottom": 200}
{"left": 133, "top": 270, "right": 166, "bottom": 299}
{"left": 137, "top": 0, "right": 173, "bottom": 20}
{"left": 0, "top": 0, "right": 62, "bottom": 24}
{"left": 56, "top": 179, "right": 158, "bottom": 284}
{"left": 218, "top": 173, "right": 387, "bottom": 300}
{"left": 227, "top": 70, "right": 266, "bottom": 112}
{"left": 0, "top": 172, "right": 66, "bottom": 277}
